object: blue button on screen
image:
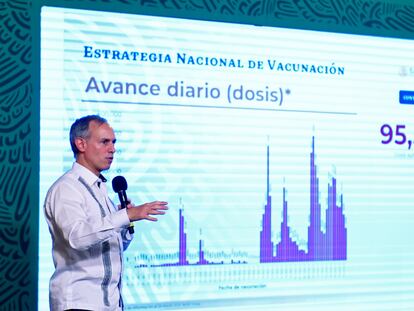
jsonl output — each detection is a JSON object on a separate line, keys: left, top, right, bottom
{"left": 400, "top": 90, "right": 414, "bottom": 104}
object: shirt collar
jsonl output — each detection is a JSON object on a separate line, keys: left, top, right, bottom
{"left": 72, "top": 162, "right": 106, "bottom": 187}
{"left": 98, "top": 173, "right": 107, "bottom": 183}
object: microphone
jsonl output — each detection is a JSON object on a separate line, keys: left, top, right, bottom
{"left": 112, "top": 175, "right": 134, "bottom": 234}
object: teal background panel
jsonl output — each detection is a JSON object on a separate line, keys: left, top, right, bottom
{"left": 0, "top": 0, "right": 413, "bottom": 310}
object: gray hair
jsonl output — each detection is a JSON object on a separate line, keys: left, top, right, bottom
{"left": 69, "top": 115, "right": 108, "bottom": 157}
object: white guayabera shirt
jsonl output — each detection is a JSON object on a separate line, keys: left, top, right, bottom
{"left": 44, "top": 162, "right": 132, "bottom": 311}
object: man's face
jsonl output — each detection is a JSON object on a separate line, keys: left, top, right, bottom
{"left": 75, "top": 121, "right": 116, "bottom": 175}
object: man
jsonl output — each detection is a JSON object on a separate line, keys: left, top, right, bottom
{"left": 44, "top": 115, "right": 168, "bottom": 310}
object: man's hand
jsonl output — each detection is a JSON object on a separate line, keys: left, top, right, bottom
{"left": 126, "top": 201, "right": 168, "bottom": 222}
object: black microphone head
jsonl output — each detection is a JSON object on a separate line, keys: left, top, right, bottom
{"left": 112, "top": 175, "right": 128, "bottom": 192}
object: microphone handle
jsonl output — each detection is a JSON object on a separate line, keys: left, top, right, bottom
{"left": 117, "top": 191, "right": 127, "bottom": 209}
{"left": 125, "top": 192, "right": 134, "bottom": 233}
{"left": 123, "top": 192, "right": 135, "bottom": 234}
{"left": 117, "top": 191, "right": 134, "bottom": 234}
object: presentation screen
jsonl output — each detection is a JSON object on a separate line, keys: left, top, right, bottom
{"left": 39, "top": 6, "right": 414, "bottom": 311}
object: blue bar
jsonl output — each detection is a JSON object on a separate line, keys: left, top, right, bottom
{"left": 400, "top": 90, "right": 414, "bottom": 105}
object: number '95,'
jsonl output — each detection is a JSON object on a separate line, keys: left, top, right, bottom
{"left": 380, "top": 124, "right": 412, "bottom": 150}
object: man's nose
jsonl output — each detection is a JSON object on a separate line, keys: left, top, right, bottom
{"left": 109, "top": 144, "right": 116, "bottom": 153}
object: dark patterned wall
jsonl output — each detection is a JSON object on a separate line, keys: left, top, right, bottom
{"left": 0, "top": 0, "right": 34, "bottom": 310}
{"left": 0, "top": 0, "right": 413, "bottom": 310}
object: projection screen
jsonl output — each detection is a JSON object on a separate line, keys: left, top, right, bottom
{"left": 39, "top": 6, "right": 414, "bottom": 311}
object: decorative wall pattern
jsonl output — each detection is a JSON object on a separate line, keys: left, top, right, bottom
{"left": 0, "top": 0, "right": 412, "bottom": 309}
{"left": 272, "top": 0, "right": 414, "bottom": 31}
{"left": 0, "top": 0, "right": 33, "bottom": 310}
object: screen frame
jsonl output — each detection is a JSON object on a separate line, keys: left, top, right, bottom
{"left": 2, "top": 0, "right": 414, "bottom": 309}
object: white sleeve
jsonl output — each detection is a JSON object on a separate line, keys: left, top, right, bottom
{"left": 45, "top": 180, "right": 131, "bottom": 251}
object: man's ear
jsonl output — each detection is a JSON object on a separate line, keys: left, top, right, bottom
{"left": 74, "top": 137, "right": 87, "bottom": 153}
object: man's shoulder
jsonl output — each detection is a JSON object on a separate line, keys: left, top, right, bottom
{"left": 43, "top": 168, "right": 89, "bottom": 212}
{"left": 46, "top": 168, "right": 82, "bottom": 194}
